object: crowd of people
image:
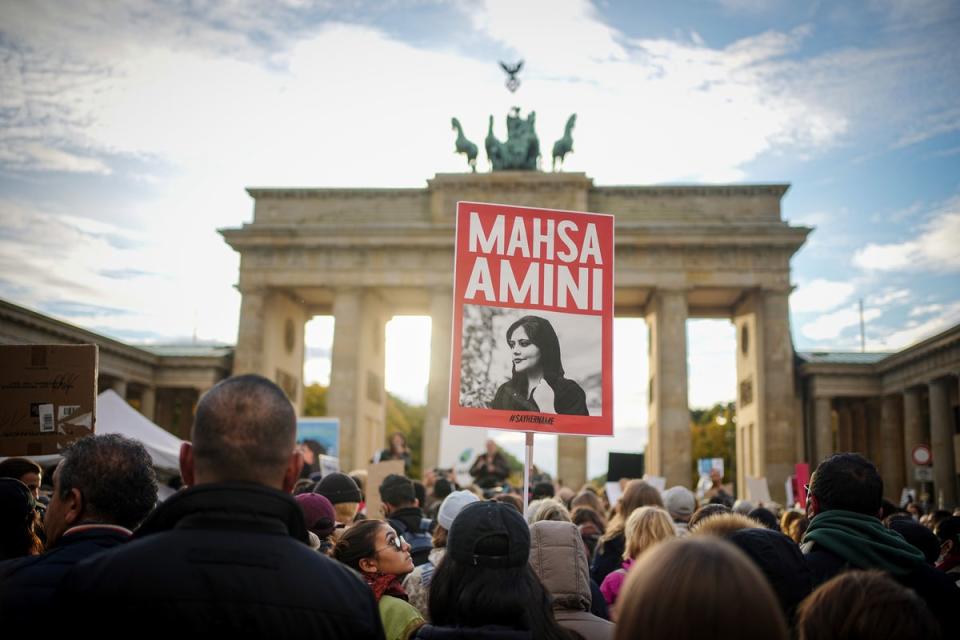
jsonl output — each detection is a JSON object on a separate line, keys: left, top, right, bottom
{"left": 1, "top": 373, "right": 959, "bottom": 638}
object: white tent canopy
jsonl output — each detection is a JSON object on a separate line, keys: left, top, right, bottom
{"left": 95, "top": 389, "right": 183, "bottom": 472}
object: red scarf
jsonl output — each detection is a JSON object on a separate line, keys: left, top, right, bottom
{"left": 364, "top": 572, "right": 409, "bottom": 603}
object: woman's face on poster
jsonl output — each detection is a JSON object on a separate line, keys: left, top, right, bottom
{"left": 508, "top": 326, "right": 542, "bottom": 374}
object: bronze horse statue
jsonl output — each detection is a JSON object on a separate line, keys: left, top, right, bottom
{"left": 552, "top": 113, "right": 576, "bottom": 171}
{"left": 451, "top": 117, "right": 478, "bottom": 172}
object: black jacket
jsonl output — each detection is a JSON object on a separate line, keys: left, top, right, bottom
{"left": 58, "top": 483, "right": 385, "bottom": 639}
{"left": 413, "top": 625, "right": 532, "bottom": 639}
{"left": 590, "top": 533, "right": 624, "bottom": 585}
{"left": 0, "top": 525, "right": 129, "bottom": 628}
{"left": 804, "top": 541, "right": 960, "bottom": 638}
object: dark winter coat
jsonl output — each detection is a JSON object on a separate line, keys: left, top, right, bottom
{"left": 0, "top": 525, "right": 130, "bottom": 627}
{"left": 57, "top": 482, "right": 385, "bottom": 639}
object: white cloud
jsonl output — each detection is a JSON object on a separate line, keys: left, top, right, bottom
{"left": 791, "top": 279, "right": 855, "bottom": 313}
{"left": 801, "top": 306, "right": 882, "bottom": 341}
{"left": 853, "top": 198, "right": 960, "bottom": 272}
{"left": 868, "top": 302, "right": 960, "bottom": 350}
{"left": 908, "top": 303, "right": 944, "bottom": 318}
{"left": 866, "top": 288, "right": 911, "bottom": 306}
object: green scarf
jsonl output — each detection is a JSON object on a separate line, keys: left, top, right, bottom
{"left": 802, "top": 509, "right": 924, "bottom": 577}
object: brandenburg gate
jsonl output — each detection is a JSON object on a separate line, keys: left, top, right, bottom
{"left": 221, "top": 172, "right": 809, "bottom": 498}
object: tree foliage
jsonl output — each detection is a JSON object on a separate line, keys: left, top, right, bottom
{"left": 690, "top": 402, "right": 737, "bottom": 489}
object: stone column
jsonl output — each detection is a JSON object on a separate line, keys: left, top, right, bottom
{"left": 813, "top": 397, "right": 833, "bottom": 466}
{"left": 880, "top": 394, "right": 905, "bottom": 497}
{"left": 233, "top": 287, "right": 308, "bottom": 413}
{"left": 111, "top": 378, "right": 128, "bottom": 401}
{"left": 902, "top": 387, "right": 924, "bottom": 493}
{"left": 234, "top": 287, "right": 266, "bottom": 374}
{"left": 423, "top": 288, "right": 453, "bottom": 475}
{"left": 140, "top": 386, "right": 156, "bottom": 421}
{"left": 645, "top": 289, "right": 689, "bottom": 487}
{"left": 758, "top": 290, "right": 799, "bottom": 497}
{"left": 837, "top": 404, "right": 853, "bottom": 452}
{"left": 852, "top": 402, "right": 868, "bottom": 457}
{"left": 929, "top": 377, "right": 957, "bottom": 508}
{"left": 328, "top": 289, "right": 389, "bottom": 472}
{"left": 557, "top": 436, "right": 588, "bottom": 489}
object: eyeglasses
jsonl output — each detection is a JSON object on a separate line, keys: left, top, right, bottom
{"left": 374, "top": 535, "right": 407, "bottom": 555}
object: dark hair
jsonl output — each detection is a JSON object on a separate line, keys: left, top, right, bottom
{"left": 413, "top": 481, "right": 427, "bottom": 509}
{"left": 0, "top": 457, "right": 42, "bottom": 482}
{"left": 0, "top": 478, "right": 43, "bottom": 560}
{"left": 333, "top": 519, "right": 383, "bottom": 572}
{"left": 796, "top": 571, "right": 939, "bottom": 640}
{"left": 533, "top": 482, "right": 555, "bottom": 500}
{"left": 934, "top": 517, "right": 960, "bottom": 548}
{"left": 380, "top": 474, "right": 416, "bottom": 507}
{"left": 433, "top": 478, "right": 453, "bottom": 500}
{"left": 427, "top": 536, "right": 570, "bottom": 640}
{"left": 57, "top": 434, "right": 158, "bottom": 529}
{"left": 601, "top": 479, "right": 664, "bottom": 544}
{"left": 506, "top": 315, "right": 565, "bottom": 395}
{"left": 192, "top": 375, "right": 296, "bottom": 483}
{"left": 748, "top": 507, "right": 780, "bottom": 531}
{"left": 301, "top": 439, "right": 326, "bottom": 458}
{"left": 810, "top": 453, "right": 882, "bottom": 515}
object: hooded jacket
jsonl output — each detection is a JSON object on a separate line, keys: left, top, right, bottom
{"left": 529, "top": 521, "right": 614, "bottom": 640}
{"left": 57, "top": 483, "right": 385, "bottom": 639}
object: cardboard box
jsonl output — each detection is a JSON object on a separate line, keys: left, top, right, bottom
{"left": 0, "top": 344, "right": 98, "bottom": 456}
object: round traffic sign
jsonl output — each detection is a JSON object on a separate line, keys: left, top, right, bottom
{"left": 912, "top": 444, "right": 932, "bottom": 466}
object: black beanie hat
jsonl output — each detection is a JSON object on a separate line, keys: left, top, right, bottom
{"left": 314, "top": 472, "right": 362, "bottom": 504}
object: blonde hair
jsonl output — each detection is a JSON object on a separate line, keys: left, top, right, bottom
{"left": 624, "top": 506, "right": 675, "bottom": 560}
{"left": 334, "top": 501, "right": 359, "bottom": 524}
{"left": 601, "top": 480, "right": 663, "bottom": 545}
{"left": 614, "top": 538, "right": 788, "bottom": 640}
{"left": 532, "top": 498, "right": 572, "bottom": 524}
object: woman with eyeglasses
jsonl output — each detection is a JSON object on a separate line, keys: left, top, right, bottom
{"left": 335, "top": 519, "right": 425, "bottom": 640}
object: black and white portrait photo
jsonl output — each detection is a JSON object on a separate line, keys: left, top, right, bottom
{"left": 459, "top": 305, "right": 602, "bottom": 416}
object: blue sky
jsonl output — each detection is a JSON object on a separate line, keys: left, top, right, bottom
{"left": 2, "top": 1, "right": 958, "bottom": 475}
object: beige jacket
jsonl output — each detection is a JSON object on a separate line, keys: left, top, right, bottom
{"left": 529, "top": 521, "right": 614, "bottom": 640}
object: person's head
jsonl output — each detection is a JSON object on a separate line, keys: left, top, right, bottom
{"left": 886, "top": 516, "right": 941, "bottom": 564}
{"left": 624, "top": 506, "right": 675, "bottom": 560}
{"left": 807, "top": 453, "right": 882, "bottom": 519}
{"left": 433, "top": 477, "right": 453, "bottom": 501}
{"left": 709, "top": 467, "right": 723, "bottom": 484}
{"left": 295, "top": 493, "right": 337, "bottom": 540}
{"left": 934, "top": 516, "right": 960, "bottom": 562}
{"left": 493, "top": 492, "right": 523, "bottom": 513}
{"left": 299, "top": 439, "right": 325, "bottom": 466}
{"left": 571, "top": 490, "right": 606, "bottom": 521}
{"left": 429, "top": 501, "right": 567, "bottom": 639}
{"left": 603, "top": 479, "right": 664, "bottom": 541}
{"left": 0, "top": 457, "right": 43, "bottom": 500}
{"left": 379, "top": 473, "right": 417, "bottom": 513}
{"left": 531, "top": 498, "right": 572, "bottom": 523}
{"left": 43, "top": 434, "right": 158, "bottom": 547}
{"left": 485, "top": 438, "right": 498, "bottom": 456}
{"left": 0, "top": 478, "right": 43, "bottom": 560}
{"left": 662, "top": 486, "right": 696, "bottom": 524}
{"left": 314, "top": 471, "right": 362, "bottom": 524}
{"left": 690, "top": 512, "right": 762, "bottom": 538}
{"left": 795, "top": 570, "right": 939, "bottom": 640}
{"left": 181, "top": 375, "right": 301, "bottom": 490}
{"left": 435, "top": 490, "right": 480, "bottom": 549}
{"left": 748, "top": 507, "right": 780, "bottom": 531}
{"left": 506, "top": 315, "right": 564, "bottom": 383}
{"left": 333, "top": 519, "right": 414, "bottom": 578}
{"left": 532, "top": 481, "right": 555, "bottom": 501}
{"left": 614, "top": 537, "right": 788, "bottom": 640}
{"left": 687, "top": 503, "right": 733, "bottom": 531}
{"left": 727, "top": 527, "right": 814, "bottom": 623}
{"left": 780, "top": 510, "right": 809, "bottom": 544}
{"left": 388, "top": 432, "right": 407, "bottom": 453}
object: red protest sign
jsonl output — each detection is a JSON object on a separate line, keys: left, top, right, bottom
{"left": 448, "top": 201, "right": 614, "bottom": 436}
